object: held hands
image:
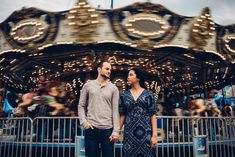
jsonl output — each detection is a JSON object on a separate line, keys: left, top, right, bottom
{"left": 84, "top": 122, "right": 119, "bottom": 142}
{"left": 150, "top": 135, "right": 157, "bottom": 149}
{"left": 109, "top": 135, "right": 119, "bottom": 143}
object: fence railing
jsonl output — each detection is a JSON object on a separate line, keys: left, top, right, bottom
{"left": 0, "top": 116, "right": 235, "bottom": 157}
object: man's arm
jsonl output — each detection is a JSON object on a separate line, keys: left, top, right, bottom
{"left": 78, "top": 84, "right": 89, "bottom": 128}
{"left": 111, "top": 87, "right": 120, "bottom": 137}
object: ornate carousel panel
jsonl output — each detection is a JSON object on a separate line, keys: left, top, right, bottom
{"left": 108, "top": 2, "right": 184, "bottom": 50}
{"left": 1, "top": 8, "right": 59, "bottom": 49}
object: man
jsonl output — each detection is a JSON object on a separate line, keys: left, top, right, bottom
{"left": 78, "top": 61, "right": 120, "bottom": 157}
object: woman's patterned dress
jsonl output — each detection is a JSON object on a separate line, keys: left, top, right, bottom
{"left": 119, "top": 89, "right": 157, "bottom": 157}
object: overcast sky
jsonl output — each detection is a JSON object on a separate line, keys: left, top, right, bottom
{"left": 0, "top": 0, "right": 234, "bottom": 25}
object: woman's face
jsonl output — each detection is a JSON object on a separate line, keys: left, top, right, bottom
{"left": 127, "top": 70, "right": 139, "bottom": 86}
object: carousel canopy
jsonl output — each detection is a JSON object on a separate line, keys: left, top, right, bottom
{"left": 0, "top": 0, "right": 234, "bottom": 95}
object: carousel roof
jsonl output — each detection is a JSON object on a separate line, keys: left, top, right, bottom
{"left": 0, "top": 0, "right": 234, "bottom": 94}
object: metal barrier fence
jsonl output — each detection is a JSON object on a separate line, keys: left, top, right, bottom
{"left": 1, "top": 116, "right": 235, "bottom": 157}
{"left": 0, "top": 117, "right": 33, "bottom": 157}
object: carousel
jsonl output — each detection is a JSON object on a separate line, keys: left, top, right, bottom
{"left": 0, "top": 0, "right": 234, "bottom": 100}
{"left": 0, "top": 1, "right": 235, "bottom": 157}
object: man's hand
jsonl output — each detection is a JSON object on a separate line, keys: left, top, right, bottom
{"left": 84, "top": 122, "right": 94, "bottom": 129}
{"left": 109, "top": 135, "right": 119, "bottom": 142}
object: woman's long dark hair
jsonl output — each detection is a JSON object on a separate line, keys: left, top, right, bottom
{"left": 129, "top": 68, "right": 146, "bottom": 89}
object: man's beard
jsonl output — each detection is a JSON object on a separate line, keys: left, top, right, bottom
{"left": 101, "top": 73, "right": 110, "bottom": 79}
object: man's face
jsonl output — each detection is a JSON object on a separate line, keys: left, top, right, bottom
{"left": 98, "top": 62, "right": 111, "bottom": 79}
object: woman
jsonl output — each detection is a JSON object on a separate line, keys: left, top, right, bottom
{"left": 119, "top": 68, "right": 157, "bottom": 157}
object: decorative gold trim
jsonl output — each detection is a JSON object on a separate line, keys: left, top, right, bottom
{"left": 67, "top": 0, "right": 99, "bottom": 43}
{"left": 190, "top": 7, "right": 215, "bottom": 50}
{"left": 224, "top": 34, "right": 235, "bottom": 53}
{"left": 113, "top": 78, "right": 126, "bottom": 92}
{"left": 10, "top": 19, "right": 48, "bottom": 44}
{"left": 123, "top": 13, "right": 169, "bottom": 39}
{"left": 204, "top": 50, "right": 226, "bottom": 60}
{"left": 0, "top": 49, "right": 26, "bottom": 55}
{"left": 1, "top": 8, "right": 58, "bottom": 50}
{"left": 112, "top": 10, "right": 179, "bottom": 50}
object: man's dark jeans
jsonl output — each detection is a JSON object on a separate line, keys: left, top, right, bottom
{"left": 85, "top": 127, "right": 114, "bottom": 157}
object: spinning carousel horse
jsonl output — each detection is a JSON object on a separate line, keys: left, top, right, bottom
{"left": 14, "top": 92, "right": 36, "bottom": 116}
{"left": 190, "top": 97, "right": 223, "bottom": 117}
{"left": 14, "top": 82, "right": 69, "bottom": 116}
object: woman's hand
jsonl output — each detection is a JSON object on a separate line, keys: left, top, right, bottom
{"left": 150, "top": 135, "right": 157, "bottom": 149}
